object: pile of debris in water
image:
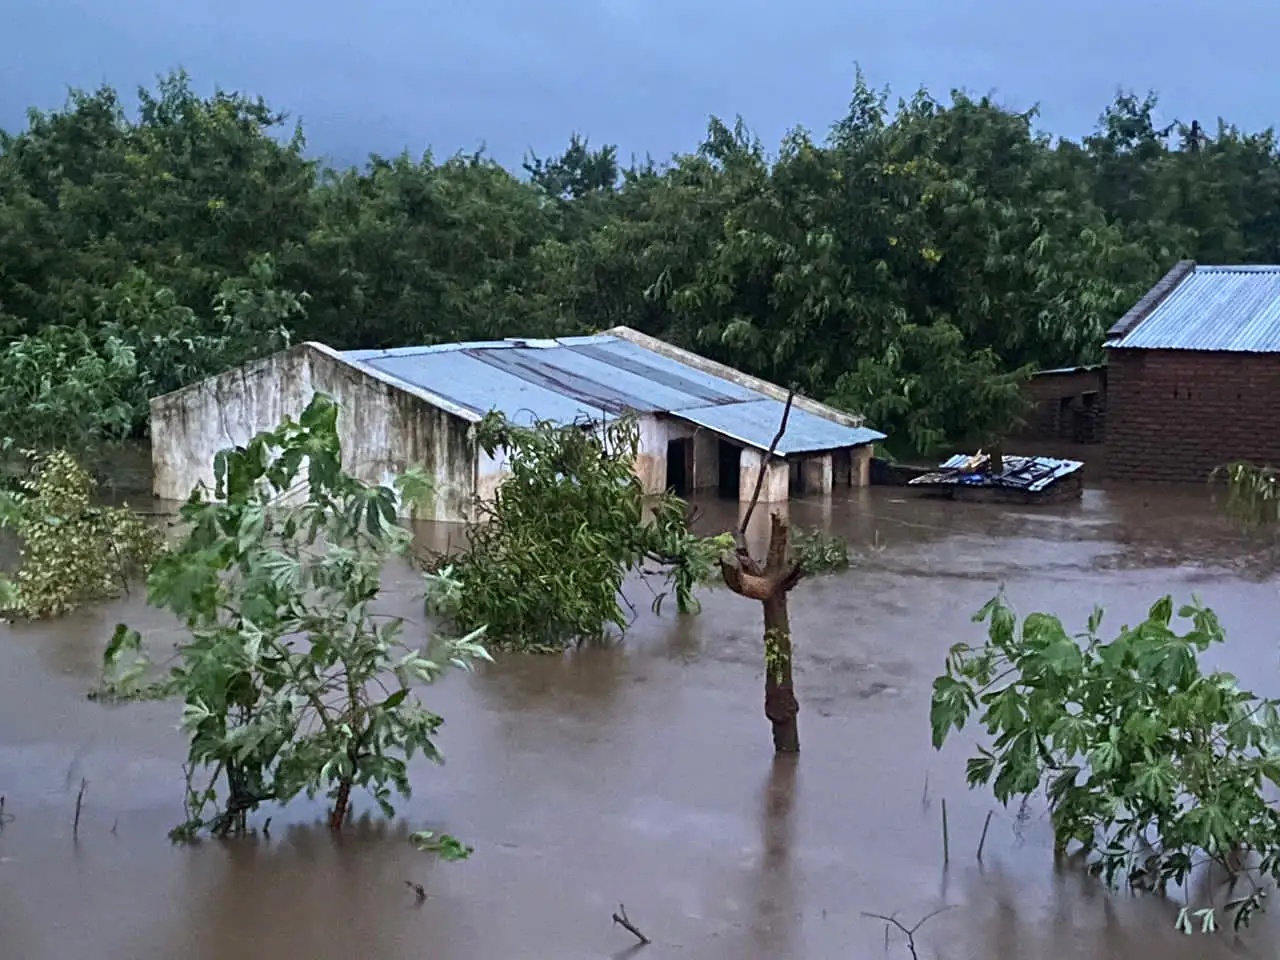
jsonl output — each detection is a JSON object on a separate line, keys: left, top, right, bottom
{"left": 907, "top": 451, "right": 1085, "bottom": 503}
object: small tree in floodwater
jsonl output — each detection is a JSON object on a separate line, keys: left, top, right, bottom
{"left": 428, "top": 411, "right": 732, "bottom": 652}
{"left": 98, "top": 393, "right": 486, "bottom": 854}
{"left": 932, "top": 593, "right": 1280, "bottom": 934}
{"left": 716, "top": 391, "right": 850, "bottom": 754}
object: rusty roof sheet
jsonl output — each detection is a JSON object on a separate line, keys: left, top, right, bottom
{"left": 1109, "top": 265, "right": 1280, "bottom": 352}
{"left": 344, "top": 336, "right": 885, "bottom": 453}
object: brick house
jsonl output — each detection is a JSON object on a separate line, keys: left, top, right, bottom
{"left": 1105, "top": 261, "right": 1280, "bottom": 482}
{"left": 1016, "top": 364, "right": 1107, "bottom": 444}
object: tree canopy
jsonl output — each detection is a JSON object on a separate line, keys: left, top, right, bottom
{"left": 5, "top": 68, "right": 1280, "bottom": 457}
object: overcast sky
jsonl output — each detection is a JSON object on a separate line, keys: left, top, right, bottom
{"left": 3, "top": 0, "right": 1275, "bottom": 170}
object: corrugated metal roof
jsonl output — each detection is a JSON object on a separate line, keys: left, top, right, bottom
{"left": 910, "top": 454, "right": 1084, "bottom": 493}
{"left": 1109, "top": 265, "right": 1280, "bottom": 352}
{"left": 673, "top": 399, "right": 885, "bottom": 456}
{"left": 1032, "top": 364, "right": 1104, "bottom": 377}
{"left": 344, "top": 335, "right": 885, "bottom": 453}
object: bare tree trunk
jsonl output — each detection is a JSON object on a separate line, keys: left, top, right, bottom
{"left": 723, "top": 512, "right": 804, "bottom": 753}
{"left": 330, "top": 779, "right": 352, "bottom": 831}
{"left": 763, "top": 592, "right": 799, "bottom": 753}
{"left": 721, "top": 388, "right": 804, "bottom": 753}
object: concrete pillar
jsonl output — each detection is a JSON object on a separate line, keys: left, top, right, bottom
{"left": 691, "top": 430, "right": 720, "bottom": 490}
{"left": 800, "top": 453, "right": 833, "bottom": 496}
{"left": 634, "top": 417, "right": 668, "bottom": 495}
{"left": 740, "top": 448, "right": 788, "bottom": 504}
{"left": 738, "top": 496, "right": 786, "bottom": 548}
{"left": 851, "top": 445, "right": 872, "bottom": 487}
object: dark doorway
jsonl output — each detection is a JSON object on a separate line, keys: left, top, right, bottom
{"left": 717, "top": 440, "right": 741, "bottom": 499}
{"left": 789, "top": 459, "right": 804, "bottom": 496}
{"left": 666, "top": 438, "right": 692, "bottom": 495}
{"left": 1056, "top": 396, "right": 1075, "bottom": 438}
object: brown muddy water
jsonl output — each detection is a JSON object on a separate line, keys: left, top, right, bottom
{"left": 2, "top": 484, "right": 1279, "bottom": 959}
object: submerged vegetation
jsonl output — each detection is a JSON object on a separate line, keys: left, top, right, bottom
{"left": 933, "top": 594, "right": 1280, "bottom": 932}
{"left": 96, "top": 394, "right": 486, "bottom": 853}
{"left": 0, "top": 449, "right": 162, "bottom": 618}
{"left": 427, "top": 411, "right": 731, "bottom": 652}
{"left": 1213, "top": 461, "right": 1280, "bottom": 532}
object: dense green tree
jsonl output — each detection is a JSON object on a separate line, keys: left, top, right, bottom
{"left": 5, "top": 67, "right": 1280, "bottom": 458}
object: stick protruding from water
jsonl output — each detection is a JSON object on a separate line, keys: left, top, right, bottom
{"left": 941, "top": 797, "right": 950, "bottom": 866}
{"left": 977, "top": 810, "right": 993, "bottom": 862}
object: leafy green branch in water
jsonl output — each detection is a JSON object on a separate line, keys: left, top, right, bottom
{"left": 932, "top": 592, "right": 1280, "bottom": 933}
{"left": 0, "top": 449, "right": 163, "bottom": 619}
{"left": 1212, "top": 461, "right": 1280, "bottom": 531}
{"left": 791, "top": 528, "right": 851, "bottom": 574}
{"left": 98, "top": 392, "right": 487, "bottom": 853}
{"left": 426, "top": 412, "right": 731, "bottom": 652}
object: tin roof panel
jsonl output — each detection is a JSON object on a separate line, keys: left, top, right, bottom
{"left": 1111, "top": 265, "right": 1280, "bottom": 352}
{"left": 673, "top": 399, "right": 886, "bottom": 455}
{"left": 344, "top": 335, "right": 884, "bottom": 452}
{"left": 355, "top": 350, "right": 617, "bottom": 427}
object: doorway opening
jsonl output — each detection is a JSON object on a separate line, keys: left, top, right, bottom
{"left": 666, "top": 438, "right": 692, "bottom": 496}
{"left": 789, "top": 459, "right": 805, "bottom": 496}
{"left": 717, "top": 440, "right": 741, "bottom": 499}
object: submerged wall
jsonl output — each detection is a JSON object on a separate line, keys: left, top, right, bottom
{"left": 149, "top": 343, "right": 479, "bottom": 521}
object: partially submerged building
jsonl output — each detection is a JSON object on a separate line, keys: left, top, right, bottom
{"left": 150, "top": 326, "right": 886, "bottom": 521}
{"left": 1105, "top": 262, "right": 1280, "bottom": 483}
{"left": 1016, "top": 364, "right": 1106, "bottom": 444}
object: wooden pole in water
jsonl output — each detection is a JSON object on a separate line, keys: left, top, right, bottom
{"left": 941, "top": 798, "right": 950, "bottom": 866}
{"left": 977, "top": 810, "right": 993, "bottom": 862}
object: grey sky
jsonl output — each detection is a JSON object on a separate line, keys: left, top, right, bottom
{"left": 3, "top": 0, "right": 1275, "bottom": 170}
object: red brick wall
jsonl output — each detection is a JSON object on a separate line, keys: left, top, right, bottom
{"left": 1106, "top": 348, "right": 1280, "bottom": 482}
{"left": 1015, "top": 368, "right": 1107, "bottom": 442}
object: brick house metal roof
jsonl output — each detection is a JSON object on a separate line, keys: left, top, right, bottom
{"left": 1107, "top": 264, "right": 1280, "bottom": 353}
{"left": 344, "top": 334, "right": 886, "bottom": 456}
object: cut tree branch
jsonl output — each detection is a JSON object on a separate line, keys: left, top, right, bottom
{"left": 737, "top": 387, "right": 796, "bottom": 541}
{"left": 611, "top": 903, "right": 651, "bottom": 945}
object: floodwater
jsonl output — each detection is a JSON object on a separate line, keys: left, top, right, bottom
{"left": 2, "top": 484, "right": 1279, "bottom": 959}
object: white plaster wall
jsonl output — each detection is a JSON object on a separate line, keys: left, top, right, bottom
{"left": 634, "top": 415, "right": 669, "bottom": 495}
{"left": 691, "top": 429, "right": 720, "bottom": 490}
{"left": 739, "top": 448, "right": 788, "bottom": 503}
{"left": 800, "top": 453, "right": 834, "bottom": 495}
{"left": 475, "top": 444, "right": 511, "bottom": 508}
{"left": 150, "top": 345, "right": 316, "bottom": 504}
{"left": 664, "top": 419, "right": 694, "bottom": 441}
{"left": 149, "top": 344, "right": 479, "bottom": 522}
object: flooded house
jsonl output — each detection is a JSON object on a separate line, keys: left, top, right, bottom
{"left": 1105, "top": 261, "right": 1280, "bottom": 483}
{"left": 1016, "top": 364, "right": 1106, "bottom": 444}
{"left": 148, "top": 326, "right": 885, "bottom": 521}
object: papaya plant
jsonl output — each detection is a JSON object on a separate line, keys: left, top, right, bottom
{"left": 99, "top": 392, "right": 488, "bottom": 853}
{"left": 932, "top": 593, "right": 1280, "bottom": 933}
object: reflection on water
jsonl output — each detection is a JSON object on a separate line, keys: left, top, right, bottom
{"left": 1, "top": 485, "right": 1278, "bottom": 958}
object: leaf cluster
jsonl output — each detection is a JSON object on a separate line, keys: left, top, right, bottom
{"left": 98, "top": 392, "right": 488, "bottom": 847}
{"left": 932, "top": 593, "right": 1280, "bottom": 931}
{"left": 427, "top": 412, "right": 730, "bottom": 651}
{"left": 0, "top": 449, "right": 163, "bottom": 618}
